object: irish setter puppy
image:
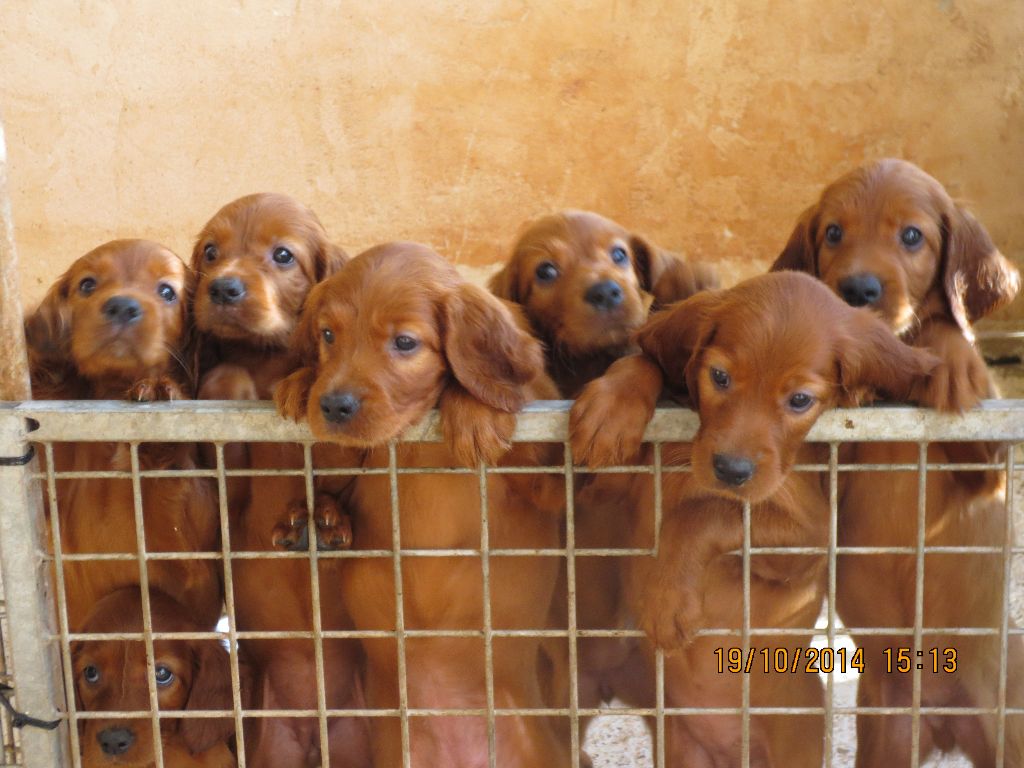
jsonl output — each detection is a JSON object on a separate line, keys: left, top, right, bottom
{"left": 73, "top": 587, "right": 244, "bottom": 768}
{"left": 571, "top": 272, "right": 937, "bottom": 767}
{"left": 275, "top": 242, "right": 569, "bottom": 768}
{"left": 772, "top": 159, "right": 1024, "bottom": 765}
{"left": 25, "top": 240, "right": 221, "bottom": 632}
{"left": 190, "top": 194, "right": 369, "bottom": 768}
{"left": 490, "top": 209, "right": 718, "bottom": 397}
{"left": 489, "top": 209, "right": 718, "bottom": 751}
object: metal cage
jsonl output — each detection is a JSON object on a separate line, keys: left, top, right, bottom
{"left": 0, "top": 399, "right": 1021, "bottom": 767}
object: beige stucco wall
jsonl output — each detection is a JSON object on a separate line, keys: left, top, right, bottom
{"left": 2, "top": 0, "right": 1022, "bottom": 320}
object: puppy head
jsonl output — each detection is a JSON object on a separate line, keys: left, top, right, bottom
{"left": 191, "top": 193, "right": 348, "bottom": 346}
{"left": 73, "top": 588, "right": 234, "bottom": 766}
{"left": 772, "top": 159, "right": 1019, "bottom": 339}
{"left": 489, "top": 210, "right": 661, "bottom": 357}
{"left": 294, "top": 242, "right": 544, "bottom": 444}
{"left": 636, "top": 271, "right": 937, "bottom": 502}
{"left": 26, "top": 240, "right": 189, "bottom": 386}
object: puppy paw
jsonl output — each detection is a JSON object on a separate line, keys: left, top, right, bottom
{"left": 271, "top": 500, "right": 310, "bottom": 551}
{"left": 570, "top": 359, "right": 658, "bottom": 467}
{"left": 313, "top": 493, "right": 353, "bottom": 551}
{"left": 129, "top": 376, "right": 184, "bottom": 402}
{"left": 274, "top": 368, "right": 316, "bottom": 422}
{"left": 911, "top": 352, "right": 989, "bottom": 412}
{"left": 198, "top": 364, "right": 258, "bottom": 401}
{"left": 638, "top": 589, "right": 701, "bottom": 651}
{"left": 440, "top": 386, "right": 515, "bottom": 467}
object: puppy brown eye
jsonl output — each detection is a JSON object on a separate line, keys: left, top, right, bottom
{"left": 900, "top": 226, "right": 923, "bottom": 250}
{"left": 154, "top": 665, "right": 175, "bottom": 687}
{"left": 394, "top": 335, "right": 419, "bottom": 353}
{"left": 788, "top": 392, "right": 814, "bottom": 413}
{"left": 83, "top": 665, "right": 100, "bottom": 684}
{"left": 157, "top": 283, "right": 177, "bottom": 303}
{"left": 710, "top": 367, "right": 730, "bottom": 390}
{"left": 272, "top": 247, "right": 295, "bottom": 266}
{"left": 535, "top": 261, "right": 559, "bottom": 283}
{"left": 203, "top": 244, "right": 217, "bottom": 262}
{"left": 610, "top": 246, "right": 629, "bottom": 266}
{"left": 824, "top": 224, "right": 843, "bottom": 245}
{"left": 321, "top": 329, "right": 334, "bottom": 345}
{"left": 78, "top": 277, "right": 97, "bottom": 296}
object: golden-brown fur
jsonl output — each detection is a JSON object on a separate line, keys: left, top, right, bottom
{"left": 489, "top": 210, "right": 719, "bottom": 758}
{"left": 25, "top": 240, "right": 221, "bottom": 631}
{"left": 276, "top": 242, "right": 570, "bottom": 767}
{"left": 772, "top": 159, "right": 1024, "bottom": 765}
{"left": 489, "top": 210, "right": 718, "bottom": 397}
{"left": 73, "top": 588, "right": 244, "bottom": 768}
{"left": 572, "top": 272, "right": 937, "bottom": 767}
{"left": 189, "top": 193, "right": 367, "bottom": 768}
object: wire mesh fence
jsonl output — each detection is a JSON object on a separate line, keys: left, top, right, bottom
{"left": 0, "top": 399, "right": 1021, "bottom": 767}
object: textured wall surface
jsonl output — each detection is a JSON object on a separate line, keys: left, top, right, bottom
{"left": 1, "top": 0, "right": 1022, "bottom": 319}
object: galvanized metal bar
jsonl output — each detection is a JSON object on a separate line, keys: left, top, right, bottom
{"left": 655, "top": 648, "right": 665, "bottom": 768}
{"left": 741, "top": 499, "right": 752, "bottom": 767}
{"left": 995, "top": 443, "right": 1015, "bottom": 766}
{"left": 910, "top": 442, "right": 928, "bottom": 768}
{"left": 128, "top": 442, "right": 165, "bottom": 768}
{"left": 55, "top": 701, "right": 1024, "bottom": 718}
{"left": 42, "top": 442, "right": 79, "bottom": 767}
{"left": 478, "top": 462, "right": 496, "bottom": 768}
{"left": 49, "top": 622, "right": 1021, "bottom": 642}
{"left": 654, "top": 440, "right": 665, "bottom": 768}
{"left": 214, "top": 443, "right": 247, "bottom": 768}
{"left": 301, "top": 443, "right": 332, "bottom": 767}
{"left": 824, "top": 443, "right": 839, "bottom": 766}
{"left": 0, "top": 415, "right": 65, "bottom": 767}
{"left": 14, "top": 400, "right": 1024, "bottom": 444}
{"left": 387, "top": 442, "right": 412, "bottom": 768}
{"left": 562, "top": 442, "right": 581, "bottom": 767}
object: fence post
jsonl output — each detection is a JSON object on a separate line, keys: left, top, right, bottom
{"left": 0, "top": 117, "right": 67, "bottom": 765}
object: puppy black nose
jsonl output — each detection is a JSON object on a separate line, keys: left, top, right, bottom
{"left": 101, "top": 296, "right": 143, "bottom": 326}
{"left": 97, "top": 727, "right": 136, "bottom": 756}
{"left": 712, "top": 453, "right": 755, "bottom": 487}
{"left": 584, "top": 280, "right": 625, "bottom": 311}
{"left": 837, "top": 274, "right": 883, "bottom": 307}
{"left": 209, "top": 276, "right": 247, "bottom": 305}
{"left": 320, "top": 392, "right": 361, "bottom": 424}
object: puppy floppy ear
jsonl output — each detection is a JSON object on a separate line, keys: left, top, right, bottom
{"left": 942, "top": 205, "right": 1020, "bottom": 339}
{"left": 290, "top": 281, "right": 327, "bottom": 365}
{"left": 180, "top": 641, "right": 235, "bottom": 755}
{"left": 443, "top": 283, "right": 544, "bottom": 412}
{"left": 770, "top": 204, "right": 819, "bottom": 274}
{"left": 835, "top": 308, "right": 940, "bottom": 406}
{"left": 312, "top": 230, "right": 349, "bottom": 282}
{"left": 487, "top": 258, "right": 521, "bottom": 304}
{"left": 24, "top": 270, "right": 74, "bottom": 384}
{"left": 630, "top": 235, "right": 719, "bottom": 308}
{"left": 633, "top": 290, "right": 723, "bottom": 403}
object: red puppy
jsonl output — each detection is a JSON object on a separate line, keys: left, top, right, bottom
{"left": 489, "top": 210, "right": 719, "bottom": 753}
{"left": 73, "top": 587, "right": 245, "bottom": 768}
{"left": 572, "top": 272, "right": 937, "bottom": 767}
{"left": 772, "top": 159, "right": 1024, "bottom": 765}
{"left": 190, "top": 193, "right": 368, "bottom": 768}
{"left": 490, "top": 209, "right": 718, "bottom": 397}
{"left": 25, "top": 240, "right": 221, "bottom": 632}
{"left": 276, "top": 242, "right": 569, "bottom": 768}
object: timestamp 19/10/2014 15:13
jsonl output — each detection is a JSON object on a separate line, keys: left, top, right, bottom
{"left": 713, "top": 646, "right": 959, "bottom": 675}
